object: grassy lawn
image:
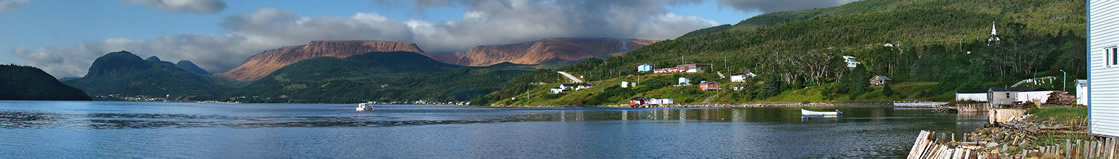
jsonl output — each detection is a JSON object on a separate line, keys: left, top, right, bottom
{"left": 1026, "top": 107, "right": 1090, "bottom": 146}
{"left": 1027, "top": 107, "right": 1088, "bottom": 126}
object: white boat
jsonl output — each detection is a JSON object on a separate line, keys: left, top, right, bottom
{"left": 801, "top": 109, "right": 840, "bottom": 118}
{"left": 356, "top": 102, "right": 374, "bottom": 111}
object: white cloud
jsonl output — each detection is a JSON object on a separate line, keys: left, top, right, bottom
{"left": 121, "top": 0, "right": 226, "bottom": 14}
{"left": 14, "top": 0, "right": 719, "bottom": 77}
{"left": 0, "top": 0, "right": 30, "bottom": 11}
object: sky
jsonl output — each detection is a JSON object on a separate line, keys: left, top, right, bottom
{"left": 0, "top": 0, "right": 856, "bottom": 78}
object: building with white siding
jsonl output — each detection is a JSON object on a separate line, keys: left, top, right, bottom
{"left": 955, "top": 90, "right": 988, "bottom": 102}
{"left": 1077, "top": 79, "right": 1088, "bottom": 105}
{"left": 1090, "top": 1, "right": 1119, "bottom": 137}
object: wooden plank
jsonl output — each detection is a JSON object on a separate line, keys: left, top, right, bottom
{"left": 913, "top": 131, "right": 931, "bottom": 159}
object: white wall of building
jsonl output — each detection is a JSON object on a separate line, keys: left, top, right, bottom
{"left": 955, "top": 93, "right": 988, "bottom": 102}
{"left": 1016, "top": 91, "right": 1053, "bottom": 104}
{"left": 1090, "top": 0, "right": 1119, "bottom": 137}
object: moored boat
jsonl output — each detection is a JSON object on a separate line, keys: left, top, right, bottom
{"left": 356, "top": 102, "right": 374, "bottom": 111}
{"left": 801, "top": 109, "right": 840, "bottom": 118}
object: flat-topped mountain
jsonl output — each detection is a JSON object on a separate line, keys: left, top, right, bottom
{"left": 218, "top": 40, "right": 425, "bottom": 81}
{"left": 431, "top": 38, "right": 657, "bottom": 66}
{"left": 231, "top": 51, "right": 535, "bottom": 103}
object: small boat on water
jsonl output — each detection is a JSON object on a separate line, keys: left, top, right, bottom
{"left": 356, "top": 102, "right": 374, "bottom": 111}
{"left": 801, "top": 109, "right": 840, "bottom": 118}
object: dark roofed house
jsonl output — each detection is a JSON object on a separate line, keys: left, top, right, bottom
{"left": 699, "top": 82, "right": 720, "bottom": 91}
{"left": 987, "top": 87, "right": 1052, "bottom": 107}
{"left": 869, "top": 75, "right": 892, "bottom": 86}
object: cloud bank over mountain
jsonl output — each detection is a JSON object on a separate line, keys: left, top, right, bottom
{"left": 11, "top": 0, "right": 798, "bottom": 77}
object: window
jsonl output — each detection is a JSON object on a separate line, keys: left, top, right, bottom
{"left": 1005, "top": 93, "right": 1010, "bottom": 98}
{"left": 1105, "top": 47, "right": 1114, "bottom": 66}
{"left": 1109, "top": 47, "right": 1119, "bottom": 67}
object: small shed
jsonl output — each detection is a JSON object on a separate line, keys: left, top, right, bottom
{"left": 637, "top": 64, "right": 653, "bottom": 72}
{"left": 699, "top": 82, "right": 720, "bottom": 91}
{"left": 575, "top": 84, "right": 593, "bottom": 91}
{"left": 869, "top": 75, "right": 892, "bottom": 86}
{"left": 1076, "top": 79, "right": 1088, "bottom": 105}
{"left": 842, "top": 56, "right": 859, "bottom": 68}
{"left": 677, "top": 77, "right": 691, "bottom": 86}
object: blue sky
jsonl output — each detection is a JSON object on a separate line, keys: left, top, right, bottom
{"left": 0, "top": 0, "right": 850, "bottom": 77}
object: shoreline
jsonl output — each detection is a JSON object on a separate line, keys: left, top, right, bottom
{"left": 490, "top": 102, "right": 895, "bottom": 108}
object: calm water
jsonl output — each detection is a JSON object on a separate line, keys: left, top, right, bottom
{"left": 0, "top": 101, "right": 985, "bottom": 158}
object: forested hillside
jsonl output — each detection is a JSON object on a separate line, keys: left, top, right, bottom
{"left": 0, "top": 64, "right": 91, "bottom": 100}
{"left": 229, "top": 51, "right": 536, "bottom": 103}
{"left": 475, "top": 0, "right": 1086, "bottom": 106}
{"left": 63, "top": 51, "right": 233, "bottom": 100}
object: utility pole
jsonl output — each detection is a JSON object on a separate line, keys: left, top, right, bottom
{"left": 1060, "top": 69, "right": 1067, "bottom": 92}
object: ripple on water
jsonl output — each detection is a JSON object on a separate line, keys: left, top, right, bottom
{"left": 0, "top": 111, "right": 559, "bottom": 129}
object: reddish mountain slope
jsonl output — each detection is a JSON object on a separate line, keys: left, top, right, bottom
{"left": 431, "top": 38, "right": 657, "bottom": 66}
{"left": 219, "top": 40, "right": 424, "bottom": 81}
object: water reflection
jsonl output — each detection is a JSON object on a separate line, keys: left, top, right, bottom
{"left": 0, "top": 106, "right": 984, "bottom": 129}
{"left": 0, "top": 101, "right": 988, "bottom": 158}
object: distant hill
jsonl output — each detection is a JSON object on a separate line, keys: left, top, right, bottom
{"left": 229, "top": 51, "right": 535, "bottom": 103}
{"left": 145, "top": 56, "right": 161, "bottom": 62}
{"left": 175, "top": 60, "right": 210, "bottom": 75}
{"left": 218, "top": 40, "right": 425, "bottom": 81}
{"left": 64, "top": 51, "right": 231, "bottom": 100}
{"left": 429, "top": 38, "right": 657, "bottom": 66}
{"left": 0, "top": 64, "right": 91, "bottom": 100}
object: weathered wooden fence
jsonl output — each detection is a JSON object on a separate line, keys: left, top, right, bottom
{"left": 1024, "top": 137, "right": 1119, "bottom": 159}
{"left": 908, "top": 130, "right": 1119, "bottom": 159}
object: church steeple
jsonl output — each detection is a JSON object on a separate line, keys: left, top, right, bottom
{"left": 988, "top": 22, "right": 1000, "bottom": 46}
{"left": 991, "top": 22, "right": 998, "bottom": 36}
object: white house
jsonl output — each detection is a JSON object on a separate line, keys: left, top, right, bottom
{"left": 730, "top": 75, "right": 747, "bottom": 82}
{"left": 1090, "top": 1, "right": 1119, "bottom": 137}
{"left": 1077, "top": 79, "right": 1088, "bottom": 105}
{"left": 677, "top": 77, "right": 692, "bottom": 86}
{"left": 559, "top": 84, "right": 575, "bottom": 90}
{"left": 987, "top": 87, "right": 1052, "bottom": 107}
{"left": 842, "top": 56, "right": 859, "bottom": 68}
{"left": 955, "top": 90, "right": 988, "bottom": 102}
{"left": 637, "top": 64, "right": 653, "bottom": 72}
{"left": 730, "top": 72, "right": 757, "bottom": 82}
{"left": 575, "top": 84, "right": 593, "bottom": 91}
{"left": 550, "top": 88, "right": 564, "bottom": 94}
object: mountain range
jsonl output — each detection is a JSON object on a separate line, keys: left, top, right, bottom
{"left": 63, "top": 51, "right": 232, "bottom": 100}
{"left": 218, "top": 38, "right": 653, "bottom": 81}
{"left": 229, "top": 51, "right": 536, "bottom": 103}
{"left": 218, "top": 40, "right": 426, "bottom": 81}
{"left": 429, "top": 38, "right": 657, "bottom": 66}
